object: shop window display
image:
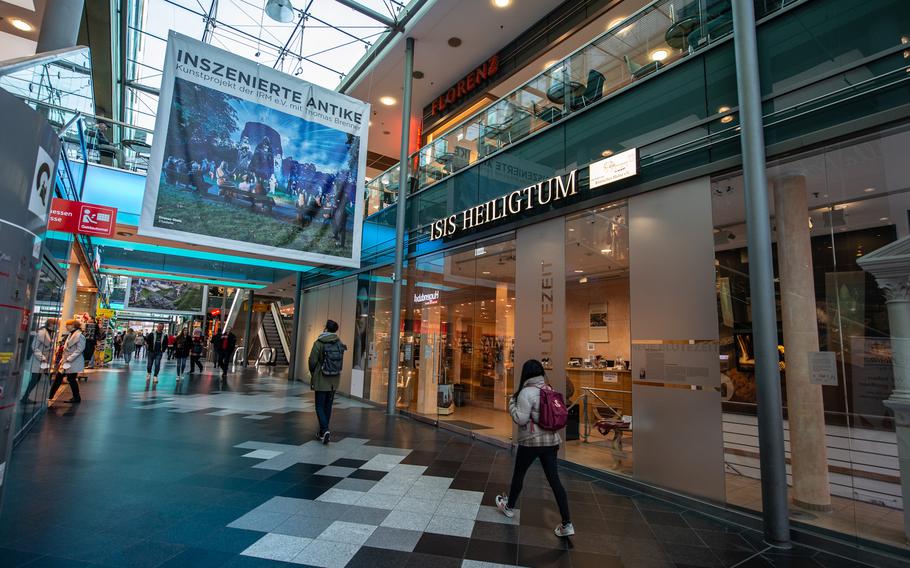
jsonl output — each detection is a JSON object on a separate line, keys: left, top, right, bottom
{"left": 561, "top": 203, "right": 633, "bottom": 475}
{"left": 711, "top": 123, "right": 910, "bottom": 548}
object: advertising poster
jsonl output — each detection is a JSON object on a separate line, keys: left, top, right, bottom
{"left": 140, "top": 32, "right": 369, "bottom": 267}
{"left": 125, "top": 278, "right": 207, "bottom": 314}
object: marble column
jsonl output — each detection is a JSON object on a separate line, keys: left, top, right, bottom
{"left": 869, "top": 274, "right": 910, "bottom": 542}
{"left": 772, "top": 174, "right": 832, "bottom": 510}
{"left": 59, "top": 261, "right": 81, "bottom": 322}
{"left": 416, "top": 304, "right": 440, "bottom": 416}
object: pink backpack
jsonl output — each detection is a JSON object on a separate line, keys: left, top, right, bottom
{"left": 536, "top": 385, "right": 568, "bottom": 431}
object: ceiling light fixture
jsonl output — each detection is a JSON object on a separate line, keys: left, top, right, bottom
{"left": 574, "top": 269, "right": 584, "bottom": 273}
{"left": 579, "top": 277, "right": 588, "bottom": 284}
{"left": 650, "top": 49, "right": 669, "bottom": 62}
{"left": 265, "top": 0, "right": 295, "bottom": 23}
{"left": 9, "top": 18, "right": 34, "bottom": 32}
{"left": 379, "top": 96, "right": 397, "bottom": 106}
{"left": 493, "top": 0, "right": 511, "bottom": 7}
{"left": 863, "top": 187, "right": 875, "bottom": 193}
{"left": 880, "top": 217, "right": 890, "bottom": 222}
{"left": 601, "top": 248, "right": 612, "bottom": 254}
{"left": 601, "top": 149, "right": 614, "bottom": 157}
{"left": 607, "top": 18, "right": 626, "bottom": 31}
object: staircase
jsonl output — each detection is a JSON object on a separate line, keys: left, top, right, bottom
{"left": 261, "top": 311, "right": 289, "bottom": 365}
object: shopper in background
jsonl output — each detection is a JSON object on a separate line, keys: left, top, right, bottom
{"left": 173, "top": 327, "right": 192, "bottom": 381}
{"left": 214, "top": 326, "right": 236, "bottom": 379}
{"left": 190, "top": 328, "right": 206, "bottom": 374}
{"left": 121, "top": 328, "right": 136, "bottom": 367}
{"left": 134, "top": 332, "right": 145, "bottom": 359}
{"left": 48, "top": 319, "right": 84, "bottom": 404}
{"left": 496, "top": 358, "right": 574, "bottom": 537}
{"left": 145, "top": 323, "right": 169, "bottom": 384}
{"left": 308, "top": 319, "right": 346, "bottom": 445}
{"left": 21, "top": 318, "right": 58, "bottom": 403}
{"left": 113, "top": 332, "right": 123, "bottom": 360}
{"left": 166, "top": 333, "right": 176, "bottom": 360}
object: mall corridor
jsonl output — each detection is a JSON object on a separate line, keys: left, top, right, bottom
{"left": 0, "top": 361, "right": 883, "bottom": 568}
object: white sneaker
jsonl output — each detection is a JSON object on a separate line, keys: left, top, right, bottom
{"left": 495, "top": 494, "right": 515, "bottom": 518}
{"left": 145, "top": 373, "right": 151, "bottom": 383}
{"left": 555, "top": 522, "right": 575, "bottom": 537}
{"left": 153, "top": 376, "right": 158, "bottom": 384}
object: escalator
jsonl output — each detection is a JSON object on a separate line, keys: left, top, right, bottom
{"left": 260, "top": 304, "right": 289, "bottom": 365}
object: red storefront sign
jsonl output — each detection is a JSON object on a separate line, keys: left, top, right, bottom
{"left": 430, "top": 55, "right": 500, "bottom": 117}
{"left": 48, "top": 198, "right": 117, "bottom": 237}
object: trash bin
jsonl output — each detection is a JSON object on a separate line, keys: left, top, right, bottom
{"left": 565, "top": 404, "right": 580, "bottom": 441}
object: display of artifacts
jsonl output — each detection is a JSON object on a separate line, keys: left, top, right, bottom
{"left": 718, "top": 277, "right": 734, "bottom": 328}
{"left": 589, "top": 302, "right": 609, "bottom": 342}
{"left": 568, "top": 357, "right": 583, "bottom": 367}
{"left": 140, "top": 32, "right": 369, "bottom": 267}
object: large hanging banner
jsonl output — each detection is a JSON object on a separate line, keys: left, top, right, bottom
{"left": 140, "top": 32, "right": 369, "bottom": 267}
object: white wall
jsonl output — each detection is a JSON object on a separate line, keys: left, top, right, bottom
{"left": 297, "top": 277, "right": 357, "bottom": 394}
{"left": 0, "top": 31, "right": 37, "bottom": 62}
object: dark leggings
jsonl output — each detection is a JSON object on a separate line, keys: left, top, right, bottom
{"left": 507, "top": 444, "right": 571, "bottom": 524}
{"left": 191, "top": 354, "right": 204, "bottom": 372}
{"left": 49, "top": 372, "right": 81, "bottom": 401}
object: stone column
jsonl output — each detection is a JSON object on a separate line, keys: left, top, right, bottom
{"left": 60, "top": 261, "right": 81, "bottom": 321}
{"left": 37, "top": 0, "right": 85, "bottom": 53}
{"left": 416, "top": 303, "right": 440, "bottom": 416}
{"left": 494, "top": 283, "right": 511, "bottom": 411}
{"left": 871, "top": 274, "right": 910, "bottom": 542}
{"left": 772, "top": 174, "right": 832, "bottom": 510}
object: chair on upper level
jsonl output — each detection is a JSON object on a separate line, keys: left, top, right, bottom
{"left": 571, "top": 69, "right": 606, "bottom": 110}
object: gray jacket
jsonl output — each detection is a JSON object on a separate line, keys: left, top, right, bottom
{"left": 509, "top": 376, "right": 562, "bottom": 447}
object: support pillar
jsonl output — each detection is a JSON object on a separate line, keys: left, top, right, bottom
{"left": 773, "top": 175, "right": 832, "bottom": 511}
{"left": 494, "top": 283, "right": 512, "bottom": 411}
{"left": 243, "top": 290, "right": 254, "bottom": 367}
{"left": 37, "top": 0, "right": 85, "bottom": 53}
{"left": 387, "top": 37, "right": 415, "bottom": 414}
{"left": 731, "top": 0, "right": 791, "bottom": 545}
{"left": 416, "top": 304, "right": 440, "bottom": 416}
{"left": 60, "top": 261, "right": 81, "bottom": 321}
{"left": 289, "top": 272, "right": 303, "bottom": 381}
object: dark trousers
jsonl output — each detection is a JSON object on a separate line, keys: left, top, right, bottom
{"left": 217, "top": 351, "right": 230, "bottom": 376}
{"left": 21, "top": 372, "right": 46, "bottom": 401}
{"left": 147, "top": 351, "right": 163, "bottom": 376}
{"left": 315, "top": 389, "right": 335, "bottom": 435}
{"left": 507, "top": 444, "right": 571, "bottom": 525}
{"left": 190, "top": 354, "right": 204, "bottom": 372}
{"left": 49, "top": 372, "right": 81, "bottom": 401}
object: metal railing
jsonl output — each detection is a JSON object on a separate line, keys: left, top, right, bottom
{"left": 569, "top": 386, "right": 633, "bottom": 445}
{"left": 256, "top": 348, "right": 276, "bottom": 366}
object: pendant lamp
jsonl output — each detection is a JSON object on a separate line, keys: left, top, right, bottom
{"left": 265, "top": 0, "right": 295, "bottom": 23}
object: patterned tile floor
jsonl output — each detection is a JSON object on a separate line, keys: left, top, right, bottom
{"left": 0, "top": 362, "right": 900, "bottom": 567}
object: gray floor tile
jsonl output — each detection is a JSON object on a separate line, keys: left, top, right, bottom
{"left": 366, "top": 482, "right": 412, "bottom": 497}
{"left": 405, "top": 486, "right": 449, "bottom": 501}
{"left": 476, "top": 505, "right": 520, "bottom": 525}
{"left": 240, "top": 533, "right": 312, "bottom": 562}
{"left": 445, "top": 489, "right": 485, "bottom": 504}
{"left": 334, "top": 477, "right": 376, "bottom": 492}
{"left": 412, "top": 476, "right": 453, "bottom": 490}
{"left": 316, "top": 488, "right": 364, "bottom": 505}
{"left": 256, "top": 496, "right": 310, "bottom": 515}
{"left": 291, "top": 539, "right": 360, "bottom": 568}
{"left": 363, "top": 526, "right": 424, "bottom": 552}
{"left": 380, "top": 510, "right": 432, "bottom": 532}
{"left": 462, "top": 561, "right": 529, "bottom": 568}
{"left": 315, "top": 466, "right": 357, "bottom": 478}
{"left": 336, "top": 504, "right": 392, "bottom": 525}
{"left": 394, "top": 496, "right": 441, "bottom": 515}
{"left": 357, "top": 492, "right": 403, "bottom": 510}
{"left": 272, "top": 515, "right": 334, "bottom": 538}
{"left": 316, "top": 520, "right": 377, "bottom": 545}
{"left": 227, "top": 509, "right": 291, "bottom": 532}
{"left": 436, "top": 500, "right": 481, "bottom": 520}
{"left": 426, "top": 514, "right": 475, "bottom": 538}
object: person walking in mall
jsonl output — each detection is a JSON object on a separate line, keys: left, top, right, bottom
{"left": 173, "top": 327, "right": 192, "bottom": 381}
{"left": 122, "top": 328, "right": 136, "bottom": 367}
{"left": 496, "top": 358, "right": 574, "bottom": 537}
{"left": 308, "top": 319, "right": 346, "bottom": 445}
{"left": 213, "top": 326, "right": 236, "bottom": 379}
{"left": 48, "top": 319, "right": 84, "bottom": 404}
{"left": 134, "top": 332, "right": 145, "bottom": 359}
{"left": 190, "top": 328, "right": 206, "bottom": 374}
{"left": 21, "top": 318, "right": 58, "bottom": 403}
{"left": 145, "top": 323, "right": 169, "bottom": 384}
{"left": 113, "top": 332, "right": 123, "bottom": 360}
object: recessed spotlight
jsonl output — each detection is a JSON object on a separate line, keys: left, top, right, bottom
{"left": 880, "top": 217, "right": 890, "bottom": 221}
{"left": 601, "top": 149, "right": 614, "bottom": 158}
{"left": 579, "top": 277, "right": 588, "bottom": 284}
{"left": 574, "top": 269, "right": 584, "bottom": 273}
{"left": 863, "top": 187, "right": 875, "bottom": 193}
{"left": 448, "top": 37, "right": 462, "bottom": 47}
{"left": 382, "top": 130, "right": 391, "bottom": 135}
{"left": 607, "top": 18, "right": 626, "bottom": 31}
{"left": 720, "top": 115, "right": 734, "bottom": 124}
{"left": 568, "top": 228, "right": 575, "bottom": 232}
{"left": 543, "top": 60, "right": 561, "bottom": 71}
{"left": 9, "top": 18, "right": 34, "bottom": 32}
{"left": 601, "top": 248, "right": 612, "bottom": 254}
{"left": 412, "top": 70, "right": 424, "bottom": 79}
{"left": 650, "top": 49, "right": 669, "bottom": 62}
{"left": 379, "top": 96, "right": 396, "bottom": 106}
{"left": 492, "top": 0, "right": 511, "bottom": 7}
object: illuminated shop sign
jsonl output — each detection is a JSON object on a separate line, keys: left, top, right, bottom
{"left": 430, "top": 56, "right": 500, "bottom": 117}
{"left": 413, "top": 290, "right": 440, "bottom": 305}
{"left": 428, "top": 148, "right": 638, "bottom": 241}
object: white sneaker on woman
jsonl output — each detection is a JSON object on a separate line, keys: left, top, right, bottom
{"left": 495, "top": 494, "right": 515, "bottom": 518}
{"left": 555, "top": 522, "right": 575, "bottom": 537}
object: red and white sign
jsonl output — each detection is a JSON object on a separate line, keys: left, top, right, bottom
{"left": 48, "top": 198, "right": 117, "bottom": 237}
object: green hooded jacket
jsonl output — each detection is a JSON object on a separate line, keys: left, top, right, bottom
{"left": 308, "top": 332, "right": 344, "bottom": 391}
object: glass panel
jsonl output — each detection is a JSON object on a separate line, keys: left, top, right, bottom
{"left": 712, "top": 122, "right": 910, "bottom": 548}
{"left": 563, "top": 203, "right": 633, "bottom": 476}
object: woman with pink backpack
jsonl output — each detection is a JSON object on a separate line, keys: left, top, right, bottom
{"left": 496, "top": 358, "right": 574, "bottom": 537}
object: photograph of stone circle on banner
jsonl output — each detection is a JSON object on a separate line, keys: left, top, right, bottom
{"left": 126, "top": 278, "right": 206, "bottom": 313}
{"left": 153, "top": 77, "right": 359, "bottom": 257}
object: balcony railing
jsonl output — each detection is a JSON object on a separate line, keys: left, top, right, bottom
{"left": 364, "top": 0, "right": 793, "bottom": 219}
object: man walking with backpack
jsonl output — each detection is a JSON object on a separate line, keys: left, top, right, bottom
{"left": 308, "top": 319, "right": 346, "bottom": 444}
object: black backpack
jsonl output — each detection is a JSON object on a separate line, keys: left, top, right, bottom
{"left": 321, "top": 340, "right": 346, "bottom": 377}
